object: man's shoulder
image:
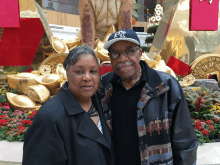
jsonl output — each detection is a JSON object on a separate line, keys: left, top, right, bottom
{"left": 155, "top": 70, "right": 178, "bottom": 85}
{"left": 100, "top": 71, "right": 115, "bottom": 86}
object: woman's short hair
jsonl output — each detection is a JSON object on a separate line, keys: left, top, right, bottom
{"left": 63, "top": 44, "right": 99, "bottom": 71}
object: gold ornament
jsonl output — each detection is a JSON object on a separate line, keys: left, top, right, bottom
{"left": 40, "top": 65, "right": 51, "bottom": 75}
{"left": 6, "top": 92, "right": 41, "bottom": 111}
{"left": 25, "top": 84, "right": 50, "bottom": 104}
{"left": 56, "top": 63, "right": 67, "bottom": 80}
{"left": 35, "top": 74, "right": 63, "bottom": 92}
{"left": 7, "top": 73, "right": 39, "bottom": 94}
{"left": 179, "top": 74, "right": 196, "bottom": 88}
{"left": 38, "top": 53, "right": 68, "bottom": 74}
{"left": 190, "top": 54, "right": 220, "bottom": 81}
{"left": 51, "top": 36, "right": 69, "bottom": 54}
{"left": 63, "top": 37, "right": 81, "bottom": 49}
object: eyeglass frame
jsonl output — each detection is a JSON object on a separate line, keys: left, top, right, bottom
{"left": 108, "top": 46, "right": 141, "bottom": 59}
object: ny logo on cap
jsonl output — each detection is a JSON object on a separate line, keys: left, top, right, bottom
{"left": 114, "top": 30, "right": 126, "bottom": 38}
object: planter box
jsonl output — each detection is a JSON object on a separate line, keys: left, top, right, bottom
{"left": 0, "top": 140, "right": 220, "bottom": 164}
{"left": 0, "top": 141, "right": 23, "bottom": 164}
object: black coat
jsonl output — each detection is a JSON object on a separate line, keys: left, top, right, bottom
{"left": 22, "top": 82, "right": 115, "bottom": 165}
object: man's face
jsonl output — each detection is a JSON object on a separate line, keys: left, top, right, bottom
{"left": 109, "top": 41, "right": 142, "bottom": 80}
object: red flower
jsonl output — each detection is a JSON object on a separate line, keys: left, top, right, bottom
{"left": 199, "top": 126, "right": 203, "bottom": 130}
{"left": 21, "top": 120, "right": 32, "bottom": 125}
{"left": 0, "top": 115, "right": 6, "bottom": 118}
{"left": 0, "top": 119, "right": 8, "bottom": 125}
{"left": 209, "top": 125, "right": 214, "bottom": 132}
{"left": 195, "top": 120, "right": 201, "bottom": 127}
{"left": 17, "top": 125, "right": 25, "bottom": 131}
{"left": 214, "top": 118, "right": 220, "bottom": 122}
{"left": 205, "top": 120, "right": 214, "bottom": 125}
{"left": 3, "top": 102, "right": 9, "bottom": 106}
{"left": 32, "top": 111, "right": 37, "bottom": 116}
{"left": 201, "top": 129, "right": 208, "bottom": 135}
{"left": 15, "top": 132, "right": 20, "bottom": 136}
{"left": 197, "top": 97, "right": 204, "bottom": 106}
{"left": 28, "top": 115, "right": 33, "bottom": 119}
{"left": 195, "top": 97, "right": 205, "bottom": 112}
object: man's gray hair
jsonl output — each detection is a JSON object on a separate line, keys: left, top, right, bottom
{"left": 63, "top": 44, "right": 99, "bottom": 71}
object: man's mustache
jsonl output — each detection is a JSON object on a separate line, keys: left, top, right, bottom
{"left": 115, "top": 61, "right": 134, "bottom": 69}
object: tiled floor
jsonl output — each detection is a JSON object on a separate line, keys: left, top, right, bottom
{"left": 0, "top": 141, "right": 220, "bottom": 165}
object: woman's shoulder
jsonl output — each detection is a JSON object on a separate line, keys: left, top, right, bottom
{"left": 35, "top": 95, "right": 65, "bottom": 121}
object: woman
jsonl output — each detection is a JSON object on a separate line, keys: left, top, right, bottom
{"left": 22, "top": 45, "right": 115, "bottom": 165}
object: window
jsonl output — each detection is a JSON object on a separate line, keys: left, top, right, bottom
{"left": 42, "top": 0, "right": 79, "bottom": 15}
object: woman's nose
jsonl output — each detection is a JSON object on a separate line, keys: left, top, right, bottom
{"left": 83, "top": 72, "right": 92, "bottom": 81}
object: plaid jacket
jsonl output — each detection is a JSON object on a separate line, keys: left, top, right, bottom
{"left": 98, "top": 60, "right": 198, "bottom": 165}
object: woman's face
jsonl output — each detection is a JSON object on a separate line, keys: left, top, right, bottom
{"left": 66, "top": 55, "right": 100, "bottom": 102}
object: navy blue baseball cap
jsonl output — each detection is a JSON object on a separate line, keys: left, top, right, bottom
{"left": 103, "top": 29, "right": 140, "bottom": 50}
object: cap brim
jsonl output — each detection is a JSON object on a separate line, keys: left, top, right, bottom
{"left": 103, "top": 38, "right": 140, "bottom": 50}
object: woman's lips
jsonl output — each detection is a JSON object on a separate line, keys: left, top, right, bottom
{"left": 81, "top": 86, "right": 93, "bottom": 90}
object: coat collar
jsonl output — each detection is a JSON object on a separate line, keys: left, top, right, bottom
{"left": 58, "top": 82, "right": 85, "bottom": 116}
{"left": 139, "top": 60, "right": 163, "bottom": 88}
{"left": 58, "top": 82, "right": 111, "bottom": 150}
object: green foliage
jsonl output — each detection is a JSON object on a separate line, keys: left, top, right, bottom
{"left": 147, "top": 25, "right": 159, "bottom": 34}
{"left": 141, "top": 46, "right": 151, "bottom": 52}
{"left": 145, "top": 36, "right": 154, "bottom": 43}
{"left": 149, "top": 1, "right": 156, "bottom": 14}
{"left": 0, "top": 79, "right": 20, "bottom": 103}
{"left": 133, "top": 1, "right": 142, "bottom": 18}
{"left": 184, "top": 86, "right": 220, "bottom": 119}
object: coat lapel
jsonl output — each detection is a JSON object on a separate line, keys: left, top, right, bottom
{"left": 92, "top": 93, "right": 112, "bottom": 150}
{"left": 100, "top": 83, "right": 113, "bottom": 132}
{"left": 77, "top": 112, "right": 110, "bottom": 150}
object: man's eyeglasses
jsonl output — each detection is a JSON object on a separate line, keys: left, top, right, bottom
{"left": 108, "top": 46, "right": 140, "bottom": 59}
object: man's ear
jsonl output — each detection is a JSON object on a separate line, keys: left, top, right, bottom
{"left": 139, "top": 49, "right": 143, "bottom": 59}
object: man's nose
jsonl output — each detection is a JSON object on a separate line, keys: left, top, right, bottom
{"left": 117, "top": 53, "right": 128, "bottom": 62}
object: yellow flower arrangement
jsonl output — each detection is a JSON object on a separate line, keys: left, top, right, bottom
{"left": 192, "top": 87, "right": 197, "bottom": 91}
{"left": 198, "top": 86, "right": 201, "bottom": 91}
{"left": 212, "top": 106, "right": 217, "bottom": 110}
{"left": 35, "top": 107, "right": 40, "bottom": 111}
{"left": 28, "top": 111, "right": 32, "bottom": 115}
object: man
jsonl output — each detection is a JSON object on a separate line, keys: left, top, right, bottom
{"left": 98, "top": 29, "right": 198, "bottom": 165}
